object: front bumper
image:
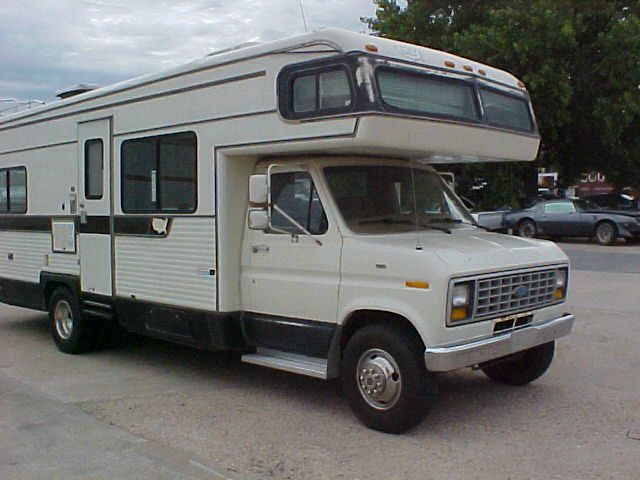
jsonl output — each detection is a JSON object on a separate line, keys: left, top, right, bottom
{"left": 424, "top": 313, "right": 575, "bottom": 372}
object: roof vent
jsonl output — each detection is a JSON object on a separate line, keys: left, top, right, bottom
{"left": 55, "top": 84, "right": 99, "bottom": 99}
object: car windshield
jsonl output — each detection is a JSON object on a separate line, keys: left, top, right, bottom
{"left": 324, "top": 165, "right": 476, "bottom": 234}
{"left": 574, "top": 199, "right": 600, "bottom": 210}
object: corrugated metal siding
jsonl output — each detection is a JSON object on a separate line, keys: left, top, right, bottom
{"left": 0, "top": 231, "right": 79, "bottom": 282}
{"left": 115, "top": 217, "right": 216, "bottom": 310}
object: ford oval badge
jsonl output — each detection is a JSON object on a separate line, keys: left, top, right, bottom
{"left": 514, "top": 285, "right": 529, "bottom": 298}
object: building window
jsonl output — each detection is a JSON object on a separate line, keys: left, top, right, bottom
{"left": 0, "top": 167, "right": 27, "bottom": 214}
{"left": 289, "top": 66, "right": 353, "bottom": 118}
{"left": 270, "top": 171, "right": 328, "bottom": 235}
{"left": 121, "top": 131, "right": 197, "bottom": 213}
{"left": 84, "top": 139, "right": 104, "bottom": 199}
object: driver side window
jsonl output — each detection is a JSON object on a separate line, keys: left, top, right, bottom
{"left": 270, "top": 171, "right": 328, "bottom": 235}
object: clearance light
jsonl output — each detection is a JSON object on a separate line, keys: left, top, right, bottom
{"left": 463, "top": 65, "right": 473, "bottom": 72}
{"left": 517, "top": 80, "right": 526, "bottom": 88}
{"left": 451, "top": 307, "right": 468, "bottom": 322}
{"left": 444, "top": 60, "right": 456, "bottom": 68}
{"left": 478, "top": 69, "right": 487, "bottom": 76}
{"left": 406, "top": 281, "right": 430, "bottom": 289}
{"left": 365, "top": 44, "right": 379, "bottom": 52}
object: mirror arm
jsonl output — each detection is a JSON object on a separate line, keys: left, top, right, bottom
{"left": 271, "top": 204, "right": 323, "bottom": 246}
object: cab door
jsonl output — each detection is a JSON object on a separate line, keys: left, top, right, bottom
{"left": 78, "top": 118, "right": 112, "bottom": 296}
{"left": 242, "top": 167, "right": 342, "bottom": 322}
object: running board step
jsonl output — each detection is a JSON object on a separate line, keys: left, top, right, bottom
{"left": 241, "top": 348, "right": 328, "bottom": 379}
{"left": 82, "top": 307, "right": 115, "bottom": 321}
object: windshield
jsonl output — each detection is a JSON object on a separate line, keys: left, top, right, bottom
{"left": 324, "top": 165, "right": 476, "bottom": 234}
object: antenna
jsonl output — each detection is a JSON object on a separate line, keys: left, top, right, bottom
{"left": 298, "top": 0, "right": 309, "bottom": 32}
{"left": 408, "top": 132, "right": 422, "bottom": 251}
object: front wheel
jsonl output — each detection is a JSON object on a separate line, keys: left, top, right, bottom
{"left": 595, "top": 221, "right": 617, "bottom": 246}
{"left": 481, "top": 341, "right": 555, "bottom": 386}
{"left": 517, "top": 219, "right": 537, "bottom": 238}
{"left": 341, "top": 323, "right": 436, "bottom": 433}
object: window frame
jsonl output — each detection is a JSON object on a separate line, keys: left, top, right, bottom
{"left": 0, "top": 166, "right": 27, "bottom": 214}
{"left": 478, "top": 85, "right": 535, "bottom": 133}
{"left": 375, "top": 65, "right": 482, "bottom": 124}
{"left": 284, "top": 64, "right": 356, "bottom": 120}
{"left": 84, "top": 138, "right": 104, "bottom": 200}
{"left": 120, "top": 131, "right": 198, "bottom": 214}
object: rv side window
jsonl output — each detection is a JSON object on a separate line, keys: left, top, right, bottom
{"left": 121, "top": 131, "right": 197, "bottom": 213}
{"left": 270, "top": 172, "right": 328, "bottom": 235}
{"left": 290, "top": 66, "right": 353, "bottom": 117}
{"left": 0, "top": 167, "right": 27, "bottom": 214}
{"left": 0, "top": 171, "right": 7, "bottom": 212}
{"left": 85, "top": 139, "right": 104, "bottom": 199}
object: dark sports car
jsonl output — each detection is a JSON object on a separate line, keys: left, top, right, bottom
{"left": 503, "top": 199, "right": 640, "bottom": 245}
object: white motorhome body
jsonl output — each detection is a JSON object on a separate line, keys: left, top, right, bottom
{"left": 0, "top": 29, "right": 573, "bottom": 432}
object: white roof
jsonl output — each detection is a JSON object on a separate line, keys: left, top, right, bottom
{"left": 1, "top": 28, "right": 523, "bottom": 123}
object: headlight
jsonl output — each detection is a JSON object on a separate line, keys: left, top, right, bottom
{"left": 449, "top": 282, "right": 473, "bottom": 324}
{"left": 554, "top": 268, "right": 568, "bottom": 300}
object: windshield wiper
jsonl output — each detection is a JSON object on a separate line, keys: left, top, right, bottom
{"left": 359, "top": 218, "right": 412, "bottom": 225}
{"left": 420, "top": 223, "right": 452, "bottom": 234}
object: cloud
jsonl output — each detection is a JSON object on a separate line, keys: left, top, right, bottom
{"left": 0, "top": 0, "right": 377, "bottom": 104}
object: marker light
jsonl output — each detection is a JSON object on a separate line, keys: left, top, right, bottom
{"left": 554, "top": 268, "right": 568, "bottom": 300}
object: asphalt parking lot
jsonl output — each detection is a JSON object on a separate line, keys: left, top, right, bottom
{"left": 1, "top": 240, "right": 639, "bottom": 480}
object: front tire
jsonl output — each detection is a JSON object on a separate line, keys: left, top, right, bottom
{"left": 341, "top": 323, "right": 436, "bottom": 433}
{"left": 595, "top": 221, "right": 617, "bottom": 246}
{"left": 481, "top": 341, "right": 555, "bottom": 386}
{"left": 49, "top": 287, "right": 98, "bottom": 354}
{"left": 517, "top": 219, "right": 537, "bottom": 238}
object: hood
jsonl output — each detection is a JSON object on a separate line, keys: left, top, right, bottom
{"left": 352, "top": 227, "right": 568, "bottom": 276}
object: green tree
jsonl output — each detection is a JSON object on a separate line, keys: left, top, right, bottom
{"left": 366, "top": 1, "right": 640, "bottom": 203}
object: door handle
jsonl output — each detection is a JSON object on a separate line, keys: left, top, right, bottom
{"left": 251, "top": 244, "right": 270, "bottom": 254}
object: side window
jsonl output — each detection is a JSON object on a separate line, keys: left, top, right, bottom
{"left": 291, "top": 67, "right": 352, "bottom": 117}
{"left": 0, "top": 167, "right": 27, "bottom": 214}
{"left": 270, "top": 172, "right": 328, "bottom": 235}
{"left": 84, "top": 139, "right": 104, "bottom": 199}
{"left": 8, "top": 168, "right": 26, "bottom": 213}
{"left": 0, "top": 171, "right": 7, "bottom": 212}
{"left": 544, "top": 202, "right": 575, "bottom": 214}
{"left": 121, "top": 132, "right": 197, "bottom": 213}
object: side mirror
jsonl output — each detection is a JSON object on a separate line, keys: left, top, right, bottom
{"left": 249, "top": 174, "right": 268, "bottom": 207}
{"left": 248, "top": 209, "right": 269, "bottom": 230}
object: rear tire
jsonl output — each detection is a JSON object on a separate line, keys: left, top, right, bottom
{"left": 595, "top": 221, "right": 616, "bottom": 246}
{"left": 341, "top": 323, "right": 436, "bottom": 433}
{"left": 517, "top": 219, "right": 537, "bottom": 238}
{"left": 481, "top": 341, "right": 555, "bottom": 386}
{"left": 49, "top": 287, "right": 99, "bottom": 354}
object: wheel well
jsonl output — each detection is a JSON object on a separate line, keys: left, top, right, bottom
{"left": 518, "top": 217, "right": 535, "bottom": 227}
{"left": 43, "top": 282, "right": 70, "bottom": 310}
{"left": 339, "top": 310, "right": 425, "bottom": 352}
{"left": 595, "top": 219, "right": 617, "bottom": 234}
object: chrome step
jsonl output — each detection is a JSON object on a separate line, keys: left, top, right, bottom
{"left": 241, "top": 348, "right": 328, "bottom": 379}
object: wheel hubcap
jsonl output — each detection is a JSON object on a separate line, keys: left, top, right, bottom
{"left": 54, "top": 300, "right": 73, "bottom": 340}
{"left": 597, "top": 225, "right": 612, "bottom": 243}
{"left": 356, "top": 349, "right": 402, "bottom": 410}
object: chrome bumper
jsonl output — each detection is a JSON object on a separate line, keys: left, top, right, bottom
{"left": 424, "top": 313, "right": 575, "bottom": 372}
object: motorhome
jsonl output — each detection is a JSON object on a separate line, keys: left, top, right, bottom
{"left": 0, "top": 29, "right": 573, "bottom": 433}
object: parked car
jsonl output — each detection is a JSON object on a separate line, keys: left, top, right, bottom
{"left": 503, "top": 199, "right": 640, "bottom": 245}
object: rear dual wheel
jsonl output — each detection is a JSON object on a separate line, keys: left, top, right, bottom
{"left": 482, "top": 341, "right": 555, "bottom": 386}
{"left": 341, "top": 323, "right": 436, "bottom": 433}
{"left": 49, "top": 287, "right": 113, "bottom": 353}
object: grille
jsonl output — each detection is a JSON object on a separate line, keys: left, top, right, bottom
{"left": 474, "top": 269, "right": 558, "bottom": 320}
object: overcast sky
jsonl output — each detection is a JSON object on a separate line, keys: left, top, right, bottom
{"left": 0, "top": 0, "right": 380, "bottom": 105}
